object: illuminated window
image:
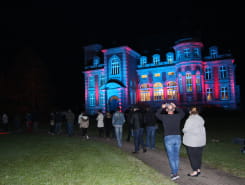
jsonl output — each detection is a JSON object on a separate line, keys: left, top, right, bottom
{"left": 205, "top": 67, "right": 212, "bottom": 80}
{"left": 168, "top": 72, "right": 175, "bottom": 76}
{"left": 206, "top": 88, "right": 213, "bottom": 101}
{"left": 184, "top": 48, "right": 191, "bottom": 58}
{"left": 221, "top": 87, "right": 229, "bottom": 100}
{"left": 110, "top": 55, "right": 120, "bottom": 75}
{"left": 153, "top": 83, "right": 164, "bottom": 101}
{"left": 140, "top": 56, "right": 147, "bottom": 65}
{"left": 176, "top": 50, "right": 182, "bottom": 61}
{"left": 186, "top": 73, "right": 192, "bottom": 92}
{"left": 141, "top": 75, "right": 148, "bottom": 78}
{"left": 193, "top": 48, "right": 200, "bottom": 57}
{"left": 209, "top": 46, "right": 218, "bottom": 59}
{"left": 89, "top": 93, "right": 95, "bottom": 106}
{"left": 196, "top": 72, "right": 201, "bottom": 92}
{"left": 99, "top": 94, "right": 104, "bottom": 105}
{"left": 166, "top": 52, "right": 174, "bottom": 64}
{"left": 140, "top": 84, "right": 150, "bottom": 101}
{"left": 167, "top": 81, "right": 177, "bottom": 100}
{"left": 154, "top": 73, "right": 160, "bottom": 77}
{"left": 219, "top": 66, "right": 228, "bottom": 79}
{"left": 99, "top": 75, "right": 105, "bottom": 86}
{"left": 152, "top": 54, "right": 160, "bottom": 64}
{"left": 93, "top": 56, "right": 100, "bottom": 66}
{"left": 89, "top": 76, "right": 95, "bottom": 88}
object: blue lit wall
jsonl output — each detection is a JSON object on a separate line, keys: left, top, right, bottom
{"left": 83, "top": 38, "right": 240, "bottom": 114}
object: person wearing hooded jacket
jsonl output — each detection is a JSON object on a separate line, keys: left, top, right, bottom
{"left": 182, "top": 106, "right": 206, "bottom": 177}
{"left": 78, "top": 111, "right": 90, "bottom": 140}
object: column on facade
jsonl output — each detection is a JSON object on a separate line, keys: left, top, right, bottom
{"left": 213, "top": 66, "right": 220, "bottom": 100}
{"left": 182, "top": 72, "right": 187, "bottom": 102}
{"left": 228, "top": 65, "right": 236, "bottom": 102}
{"left": 95, "top": 75, "right": 99, "bottom": 105}
{"left": 192, "top": 72, "right": 197, "bottom": 101}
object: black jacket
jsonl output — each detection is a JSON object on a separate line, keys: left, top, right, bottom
{"left": 130, "top": 110, "right": 144, "bottom": 130}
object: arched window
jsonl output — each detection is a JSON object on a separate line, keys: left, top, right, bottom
{"left": 167, "top": 82, "right": 177, "bottom": 100}
{"left": 186, "top": 72, "right": 192, "bottom": 92}
{"left": 109, "top": 55, "right": 120, "bottom": 75}
{"left": 140, "top": 84, "right": 150, "bottom": 101}
{"left": 166, "top": 52, "right": 174, "bottom": 64}
{"left": 153, "top": 83, "right": 164, "bottom": 101}
{"left": 140, "top": 56, "right": 147, "bottom": 65}
{"left": 209, "top": 46, "right": 218, "bottom": 59}
{"left": 152, "top": 54, "right": 160, "bottom": 64}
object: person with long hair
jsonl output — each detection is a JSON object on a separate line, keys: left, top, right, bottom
{"left": 182, "top": 106, "right": 206, "bottom": 177}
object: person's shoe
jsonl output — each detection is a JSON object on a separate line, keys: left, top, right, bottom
{"left": 132, "top": 151, "right": 138, "bottom": 154}
{"left": 187, "top": 171, "right": 199, "bottom": 177}
{"left": 171, "top": 174, "right": 180, "bottom": 181}
{"left": 143, "top": 148, "right": 147, "bottom": 153}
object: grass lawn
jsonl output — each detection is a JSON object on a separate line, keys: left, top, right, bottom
{"left": 0, "top": 133, "right": 175, "bottom": 185}
{"left": 155, "top": 109, "right": 245, "bottom": 178}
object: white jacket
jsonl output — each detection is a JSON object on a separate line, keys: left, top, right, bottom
{"left": 182, "top": 114, "right": 206, "bottom": 147}
{"left": 96, "top": 113, "right": 104, "bottom": 128}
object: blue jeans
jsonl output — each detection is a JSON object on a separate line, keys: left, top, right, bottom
{"left": 114, "top": 126, "right": 123, "bottom": 147}
{"left": 133, "top": 128, "right": 145, "bottom": 152}
{"left": 164, "top": 135, "right": 181, "bottom": 175}
{"left": 67, "top": 122, "right": 74, "bottom": 136}
{"left": 146, "top": 126, "right": 157, "bottom": 149}
{"left": 55, "top": 122, "right": 62, "bottom": 134}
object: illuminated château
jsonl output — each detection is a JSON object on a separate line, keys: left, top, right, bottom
{"left": 83, "top": 37, "right": 240, "bottom": 114}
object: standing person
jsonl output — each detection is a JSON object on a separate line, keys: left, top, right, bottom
{"left": 96, "top": 110, "right": 104, "bottom": 137}
{"left": 49, "top": 112, "right": 56, "bottom": 135}
{"left": 55, "top": 111, "right": 63, "bottom": 135}
{"left": 104, "top": 111, "right": 113, "bottom": 139}
{"left": 155, "top": 102, "right": 185, "bottom": 181}
{"left": 65, "top": 109, "right": 75, "bottom": 137}
{"left": 25, "top": 112, "right": 33, "bottom": 133}
{"left": 144, "top": 106, "right": 158, "bottom": 150}
{"left": 130, "top": 106, "right": 147, "bottom": 153}
{"left": 2, "top": 113, "right": 9, "bottom": 132}
{"left": 125, "top": 107, "right": 133, "bottom": 142}
{"left": 78, "top": 111, "right": 90, "bottom": 140}
{"left": 182, "top": 106, "right": 206, "bottom": 177}
{"left": 112, "top": 107, "right": 125, "bottom": 147}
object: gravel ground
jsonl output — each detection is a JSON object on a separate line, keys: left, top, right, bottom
{"left": 93, "top": 136, "right": 245, "bottom": 185}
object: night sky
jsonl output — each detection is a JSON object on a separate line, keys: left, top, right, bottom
{"left": 1, "top": 2, "right": 245, "bottom": 111}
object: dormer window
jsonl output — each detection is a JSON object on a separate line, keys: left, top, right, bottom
{"left": 152, "top": 54, "right": 160, "bottom": 64}
{"left": 193, "top": 48, "right": 200, "bottom": 57}
{"left": 93, "top": 56, "right": 100, "bottom": 66}
{"left": 184, "top": 48, "right": 191, "bottom": 58}
{"left": 140, "top": 56, "right": 147, "bottom": 65}
{"left": 209, "top": 46, "right": 218, "bottom": 59}
{"left": 176, "top": 50, "right": 182, "bottom": 61}
{"left": 166, "top": 52, "right": 174, "bottom": 64}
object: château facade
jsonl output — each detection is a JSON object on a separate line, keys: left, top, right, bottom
{"left": 83, "top": 37, "right": 240, "bottom": 114}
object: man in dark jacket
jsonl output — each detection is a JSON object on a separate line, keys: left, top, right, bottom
{"left": 130, "top": 106, "right": 147, "bottom": 153}
{"left": 144, "top": 106, "right": 158, "bottom": 149}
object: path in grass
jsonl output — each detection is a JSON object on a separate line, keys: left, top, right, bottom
{"left": 93, "top": 137, "right": 245, "bottom": 185}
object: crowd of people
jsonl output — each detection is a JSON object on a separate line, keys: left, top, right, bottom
{"left": 0, "top": 103, "right": 206, "bottom": 181}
